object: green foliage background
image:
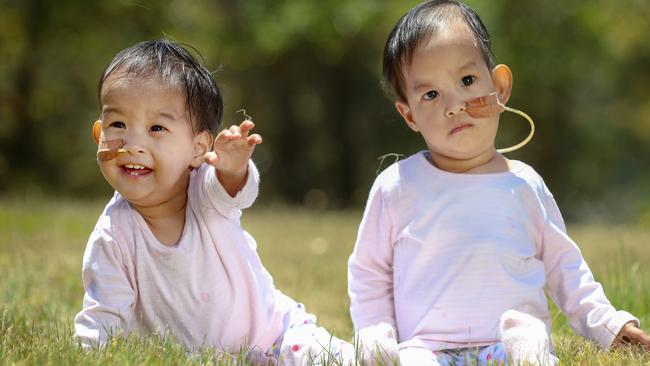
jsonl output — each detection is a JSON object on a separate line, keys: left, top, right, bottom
{"left": 1, "top": 0, "right": 649, "bottom": 221}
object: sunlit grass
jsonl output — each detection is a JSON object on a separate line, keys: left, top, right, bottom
{"left": 1, "top": 199, "right": 649, "bottom": 365}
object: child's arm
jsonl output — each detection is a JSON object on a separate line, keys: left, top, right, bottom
{"left": 348, "top": 181, "right": 400, "bottom": 361}
{"left": 74, "top": 228, "right": 136, "bottom": 348}
{"left": 538, "top": 186, "right": 641, "bottom": 348}
{"left": 204, "top": 120, "right": 262, "bottom": 197}
{"left": 348, "top": 182, "right": 396, "bottom": 330}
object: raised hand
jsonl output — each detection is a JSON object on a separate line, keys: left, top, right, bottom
{"left": 204, "top": 119, "right": 262, "bottom": 196}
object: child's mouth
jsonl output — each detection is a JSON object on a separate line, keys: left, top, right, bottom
{"left": 450, "top": 123, "right": 473, "bottom": 134}
{"left": 121, "top": 164, "right": 152, "bottom": 176}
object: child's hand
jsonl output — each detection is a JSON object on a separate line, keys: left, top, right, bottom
{"left": 279, "top": 322, "right": 355, "bottom": 366}
{"left": 357, "top": 322, "right": 400, "bottom": 365}
{"left": 612, "top": 321, "right": 650, "bottom": 351}
{"left": 204, "top": 120, "right": 262, "bottom": 197}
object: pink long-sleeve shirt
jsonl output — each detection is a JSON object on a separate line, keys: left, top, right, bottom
{"left": 74, "top": 162, "right": 298, "bottom": 352}
{"left": 348, "top": 151, "right": 637, "bottom": 351}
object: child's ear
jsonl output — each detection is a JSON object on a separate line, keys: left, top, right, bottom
{"left": 190, "top": 130, "right": 213, "bottom": 168}
{"left": 92, "top": 120, "right": 102, "bottom": 144}
{"left": 492, "top": 64, "right": 513, "bottom": 105}
{"left": 395, "top": 100, "right": 419, "bottom": 132}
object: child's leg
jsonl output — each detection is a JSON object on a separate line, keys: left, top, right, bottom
{"left": 400, "top": 344, "right": 507, "bottom": 366}
{"left": 276, "top": 303, "right": 354, "bottom": 366}
{"left": 466, "top": 343, "right": 509, "bottom": 366}
{"left": 399, "top": 347, "right": 454, "bottom": 366}
{"left": 459, "top": 342, "right": 557, "bottom": 366}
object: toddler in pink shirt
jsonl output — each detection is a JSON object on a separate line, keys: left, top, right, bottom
{"left": 73, "top": 39, "right": 353, "bottom": 365}
{"left": 348, "top": 1, "right": 650, "bottom": 365}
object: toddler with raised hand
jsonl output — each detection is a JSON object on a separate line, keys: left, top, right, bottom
{"left": 74, "top": 39, "right": 353, "bottom": 365}
{"left": 347, "top": 1, "right": 650, "bottom": 365}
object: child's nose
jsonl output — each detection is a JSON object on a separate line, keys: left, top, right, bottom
{"left": 122, "top": 134, "right": 147, "bottom": 154}
{"left": 124, "top": 144, "right": 146, "bottom": 154}
{"left": 445, "top": 100, "right": 467, "bottom": 118}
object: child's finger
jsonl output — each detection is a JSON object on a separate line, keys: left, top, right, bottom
{"left": 215, "top": 130, "right": 232, "bottom": 144}
{"left": 215, "top": 127, "right": 242, "bottom": 144}
{"left": 632, "top": 329, "right": 650, "bottom": 350}
{"left": 239, "top": 120, "right": 255, "bottom": 137}
{"left": 227, "top": 125, "right": 242, "bottom": 139}
{"left": 247, "top": 134, "right": 263, "bottom": 146}
{"left": 204, "top": 151, "right": 219, "bottom": 166}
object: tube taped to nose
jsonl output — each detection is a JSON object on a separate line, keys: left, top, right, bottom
{"left": 97, "top": 139, "right": 127, "bottom": 161}
{"left": 464, "top": 92, "right": 535, "bottom": 153}
{"left": 465, "top": 92, "right": 505, "bottom": 118}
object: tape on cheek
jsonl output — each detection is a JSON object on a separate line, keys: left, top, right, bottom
{"left": 97, "top": 139, "right": 126, "bottom": 161}
{"left": 465, "top": 92, "right": 505, "bottom": 118}
{"left": 463, "top": 92, "right": 536, "bottom": 153}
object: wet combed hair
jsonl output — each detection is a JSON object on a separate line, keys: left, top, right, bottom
{"left": 98, "top": 39, "right": 223, "bottom": 135}
{"left": 383, "top": 0, "right": 495, "bottom": 101}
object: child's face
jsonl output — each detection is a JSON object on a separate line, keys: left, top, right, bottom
{"left": 96, "top": 74, "right": 205, "bottom": 208}
{"left": 395, "top": 21, "right": 502, "bottom": 162}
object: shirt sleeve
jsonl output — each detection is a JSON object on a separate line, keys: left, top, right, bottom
{"left": 203, "top": 160, "right": 260, "bottom": 220}
{"left": 538, "top": 183, "right": 638, "bottom": 348}
{"left": 73, "top": 228, "right": 136, "bottom": 348}
{"left": 348, "top": 180, "right": 397, "bottom": 333}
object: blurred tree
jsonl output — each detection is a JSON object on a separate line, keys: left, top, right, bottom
{"left": 0, "top": 0, "right": 648, "bottom": 221}
{"left": 0, "top": 0, "right": 169, "bottom": 198}
{"left": 478, "top": 0, "right": 650, "bottom": 221}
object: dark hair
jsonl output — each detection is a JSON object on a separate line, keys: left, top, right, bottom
{"left": 383, "top": 0, "right": 494, "bottom": 101}
{"left": 98, "top": 39, "right": 223, "bottom": 135}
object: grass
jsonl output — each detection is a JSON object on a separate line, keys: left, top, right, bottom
{"left": 1, "top": 198, "right": 649, "bottom": 365}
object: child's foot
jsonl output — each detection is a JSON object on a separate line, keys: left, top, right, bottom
{"left": 499, "top": 309, "right": 559, "bottom": 366}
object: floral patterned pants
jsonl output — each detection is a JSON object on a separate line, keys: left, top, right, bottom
{"left": 400, "top": 342, "right": 509, "bottom": 366}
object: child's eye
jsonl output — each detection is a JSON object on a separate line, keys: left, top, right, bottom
{"left": 423, "top": 90, "right": 439, "bottom": 101}
{"left": 150, "top": 125, "right": 167, "bottom": 132}
{"left": 109, "top": 121, "right": 125, "bottom": 129}
{"left": 461, "top": 75, "right": 476, "bottom": 86}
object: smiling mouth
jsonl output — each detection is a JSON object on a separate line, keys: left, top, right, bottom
{"left": 121, "top": 164, "right": 152, "bottom": 176}
{"left": 450, "top": 123, "right": 473, "bottom": 135}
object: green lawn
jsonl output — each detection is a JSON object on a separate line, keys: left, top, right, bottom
{"left": 1, "top": 199, "right": 649, "bottom": 365}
